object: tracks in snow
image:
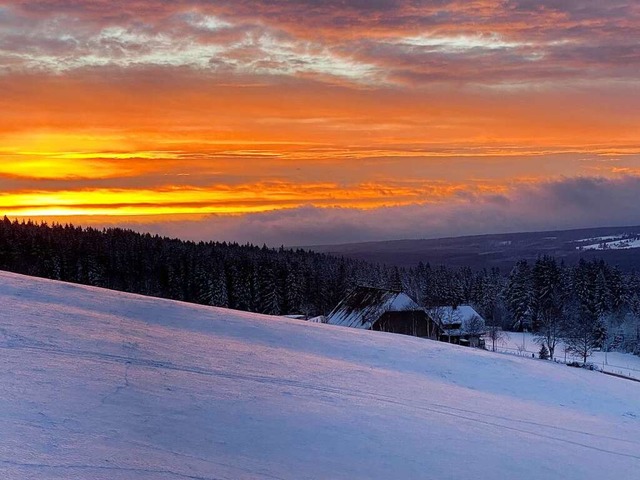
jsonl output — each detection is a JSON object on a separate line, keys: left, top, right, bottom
{"left": 2, "top": 335, "right": 639, "bottom": 462}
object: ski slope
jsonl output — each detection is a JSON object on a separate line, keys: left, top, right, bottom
{"left": 0, "top": 271, "right": 639, "bottom": 480}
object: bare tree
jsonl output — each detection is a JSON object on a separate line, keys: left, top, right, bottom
{"left": 465, "top": 314, "right": 486, "bottom": 348}
{"left": 563, "top": 309, "right": 602, "bottom": 365}
{"left": 599, "top": 310, "right": 626, "bottom": 365}
{"left": 532, "top": 259, "right": 567, "bottom": 360}
{"left": 534, "top": 295, "right": 564, "bottom": 360}
{"left": 427, "top": 305, "right": 448, "bottom": 341}
{"left": 466, "top": 314, "right": 485, "bottom": 337}
{"left": 486, "top": 325, "right": 508, "bottom": 352}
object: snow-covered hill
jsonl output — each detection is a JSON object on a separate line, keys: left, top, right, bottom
{"left": 1, "top": 271, "right": 639, "bottom": 480}
{"left": 576, "top": 234, "right": 640, "bottom": 251}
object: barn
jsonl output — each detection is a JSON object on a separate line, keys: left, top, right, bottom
{"left": 326, "top": 286, "right": 440, "bottom": 338}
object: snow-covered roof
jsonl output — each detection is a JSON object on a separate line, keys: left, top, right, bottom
{"left": 426, "top": 305, "right": 485, "bottom": 336}
{"left": 327, "top": 286, "right": 421, "bottom": 329}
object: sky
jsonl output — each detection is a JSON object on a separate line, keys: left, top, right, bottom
{"left": 1, "top": 1, "right": 640, "bottom": 246}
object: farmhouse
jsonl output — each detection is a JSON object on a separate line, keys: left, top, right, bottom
{"left": 427, "top": 305, "right": 486, "bottom": 347}
{"left": 327, "top": 286, "right": 440, "bottom": 338}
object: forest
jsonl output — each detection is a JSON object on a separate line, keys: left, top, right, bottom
{"left": 1, "top": 217, "right": 639, "bottom": 360}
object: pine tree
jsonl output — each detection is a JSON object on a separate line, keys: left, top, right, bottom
{"left": 284, "top": 267, "right": 305, "bottom": 315}
{"left": 504, "top": 260, "right": 533, "bottom": 330}
{"left": 563, "top": 304, "right": 601, "bottom": 365}
{"left": 388, "top": 267, "right": 403, "bottom": 292}
{"left": 256, "top": 259, "right": 280, "bottom": 315}
{"left": 538, "top": 343, "right": 550, "bottom": 360}
{"left": 210, "top": 268, "right": 229, "bottom": 308}
{"left": 474, "top": 268, "right": 505, "bottom": 325}
{"left": 531, "top": 256, "right": 566, "bottom": 360}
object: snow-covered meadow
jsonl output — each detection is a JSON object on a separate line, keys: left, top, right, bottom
{"left": 490, "top": 331, "right": 640, "bottom": 380}
{"left": 575, "top": 234, "right": 640, "bottom": 251}
{"left": 1, "top": 271, "right": 639, "bottom": 479}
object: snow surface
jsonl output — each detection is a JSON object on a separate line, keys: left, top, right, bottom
{"left": 387, "top": 293, "right": 419, "bottom": 312}
{"left": 1, "top": 271, "right": 639, "bottom": 480}
{"left": 575, "top": 235, "right": 640, "bottom": 251}
{"left": 576, "top": 235, "right": 624, "bottom": 244}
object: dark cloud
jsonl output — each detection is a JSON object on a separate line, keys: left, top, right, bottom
{"left": 98, "top": 175, "right": 640, "bottom": 246}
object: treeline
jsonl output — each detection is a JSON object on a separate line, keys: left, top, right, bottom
{"left": 0, "top": 217, "right": 397, "bottom": 316}
{"left": 403, "top": 257, "right": 640, "bottom": 360}
{"left": 1, "top": 217, "right": 639, "bottom": 360}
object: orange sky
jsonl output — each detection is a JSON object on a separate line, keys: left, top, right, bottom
{"left": 1, "top": 1, "right": 640, "bottom": 244}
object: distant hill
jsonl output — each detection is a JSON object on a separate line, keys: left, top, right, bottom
{"left": 305, "top": 225, "right": 640, "bottom": 272}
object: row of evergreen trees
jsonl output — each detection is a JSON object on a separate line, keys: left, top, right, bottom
{"left": 402, "top": 257, "right": 640, "bottom": 360}
{"left": 1, "top": 218, "right": 639, "bottom": 359}
{"left": 505, "top": 257, "right": 640, "bottom": 362}
{"left": 0, "top": 217, "right": 398, "bottom": 316}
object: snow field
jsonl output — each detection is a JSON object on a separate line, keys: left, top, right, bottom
{"left": 576, "top": 234, "right": 640, "bottom": 251}
{"left": 493, "top": 331, "right": 640, "bottom": 380}
{"left": 0, "top": 271, "right": 639, "bottom": 479}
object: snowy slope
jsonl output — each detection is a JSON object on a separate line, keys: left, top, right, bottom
{"left": 575, "top": 234, "right": 640, "bottom": 251}
{"left": 0, "top": 271, "right": 639, "bottom": 480}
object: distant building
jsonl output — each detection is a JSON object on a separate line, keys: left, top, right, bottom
{"left": 427, "top": 305, "right": 486, "bottom": 348}
{"left": 327, "top": 286, "right": 440, "bottom": 338}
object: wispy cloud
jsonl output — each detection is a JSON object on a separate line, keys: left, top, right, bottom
{"left": 3, "top": 1, "right": 639, "bottom": 86}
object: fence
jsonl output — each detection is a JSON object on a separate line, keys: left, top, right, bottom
{"left": 486, "top": 343, "right": 640, "bottom": 381}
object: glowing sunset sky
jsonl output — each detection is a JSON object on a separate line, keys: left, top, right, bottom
{"left": 1, "top": 1, "right": 640, "bottom": 245}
